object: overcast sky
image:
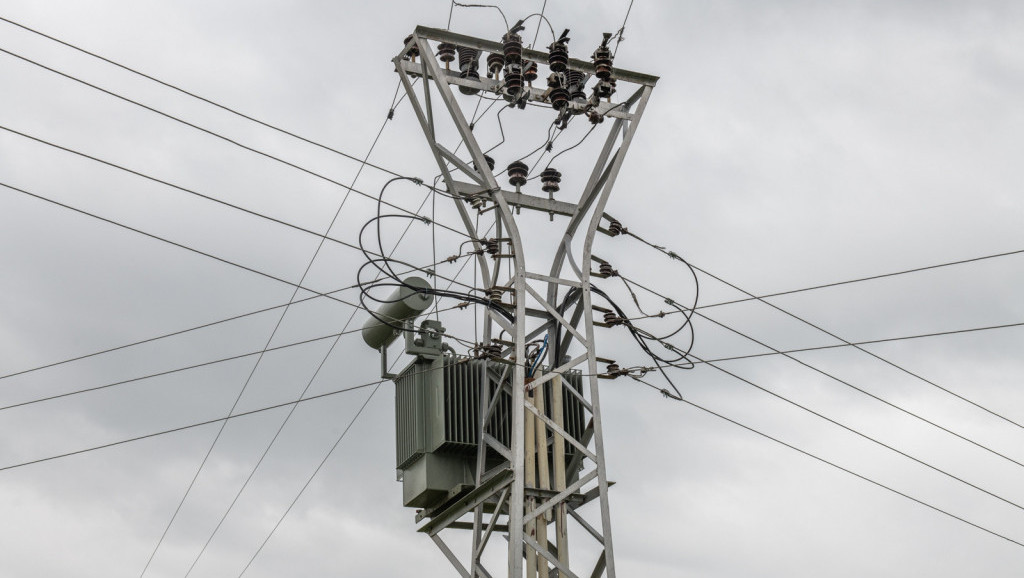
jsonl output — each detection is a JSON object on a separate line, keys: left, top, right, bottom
{"left": 1, "top": 1, "right": 1023, "bottom": 577}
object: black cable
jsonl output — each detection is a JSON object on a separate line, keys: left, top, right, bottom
{"left": 451, "top": 1, "right": 509, "bottom": 30}
{"left": 0, "top": 16, "right": 404, "bottom": 179}
{"left": 612, "top": 0, "right": 636, "bottom": 57}
{"left": 635, "top": 376, "right": 1024, "bottom": 549}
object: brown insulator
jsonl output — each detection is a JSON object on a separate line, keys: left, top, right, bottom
{"left": 603, "top": 311, "right": 623, "bottom": 326}
{"left": 486, "top": 52, "right": 504, "bottom": 79}
{"left": 488, "top": 287, "right": 504, "bottom": 303}
{"left": 469, "top": 195, "right": 487, "bottom": 210}
{"left": 606, "top": 362, "right": 621, "bottom": 376}
{"left": 438, "top": 42, "right": 456, "bottom": 67}
{"left": 599, "top": 262, "right": 617, "bottom": 277}
{"left": 485, "top": 238, "right": 501, "bottom": 255}
{"left": 548, "top": 39, "right": 569, "bottom": 72}
{"left": 473, "top": 154, "right": 495, "bottom": 172}
{"left": 503, "top": 63, "right": 524, "bottom": 99}
{"left": 566, "top": 70, "right": 586, "bottom": 100}
{"left": 550, "top": 87, "right": 570, "bottom": 110}
{"left": 507, "top": 161, "right": 528, "bottom": 187}
{"left": 457, "top": 46, "right": 481, "bottom": 95}
{"left": 523, "top": 61, "right": 538, "bottom": 84}
{"left": 607, "top": 218, "right": 625, "bottom": 236}
{"left": 592, "top": 43, "right": 613, "bottom": 80}
{"left": 502, "top": 32, "right": 523, "bottom": 64}
{"left": 587, "top": 109, "right": 605, "bottom": 124}
{"left": 540, "top": 167, "right": 561, "bottom": 194}
{"left": 403, "top": 34, "right": 420, "bottom": 60}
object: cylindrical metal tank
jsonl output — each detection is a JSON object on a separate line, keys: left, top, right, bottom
{"left": 361, "top": 276, "right": 434, "bottom": 349}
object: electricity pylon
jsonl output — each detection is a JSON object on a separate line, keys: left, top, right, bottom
{"left": 392, "top": 25, "right": 656, "bottom": 578}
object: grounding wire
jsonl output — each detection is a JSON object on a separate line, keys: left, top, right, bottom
{"left": 0, "top": 16, "right": 404, "bottom": 179}
{"left": 452, "top": 2, "right": 509, "bottom": 30}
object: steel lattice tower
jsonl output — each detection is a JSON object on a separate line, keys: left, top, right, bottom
{"left": 392, "top": 26, "right": 656, "bottom": 578}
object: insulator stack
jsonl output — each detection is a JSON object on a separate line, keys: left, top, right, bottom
{"left": 592, "top": 37, "right": 613, "bottom": 80}
{"left": 488, "top": 287, "right": 504, "bottom": 303}
{"left": 485, "top": 238, "right": 501, "bottom": 255}
{"left": 403, "top": 34, "right": 420, "bottom": 60}
{"left": 605, "top": 362, "right": 621, "bottom": 375}
{"left": 603, "top": 311, "right": 624, "bottom": 326}
{"left": 504, "top": 63, "right": 524, "bottom": 98}
{"left": 567, "top": 70, "right": 587, "bottom": 101}
{"left": 473, "top": 154, "right": 496, "bottom": 172}
{"left": 523, "top": 61, "right": 538, "bottom": 84}
{"left": 502, "top": 32, "right": 523, "bottom": 63}
{"left": 587, "top": 110, "right": 605, "bottom": 124}
{"left": 507, "top": 161, "right": 528, "bottom": 187}
{"left": 437, "top": 42, "right": 456, "bottom": 68}
{"left": 607, "top": 218, "right": 625, "bottom": 236}
{"left": 599, "top": 262, "right": 617, "bottom": 277}
{"left": 469, "top": 195, "right": 487, "bottom": 210}
{"left": 548, "top": 38, "right": 569, "bottom": 72}
{"left": 540, "top": 167, "right": 561, "bottom": 193}
{"left": 548, "top": 73, "right": 569, "bottom": 110}
{"left": 457, "top": 46, "right": 481, "bottom": 95}
{"left": 486, "top": 52, "right": 504, "bottom": 79}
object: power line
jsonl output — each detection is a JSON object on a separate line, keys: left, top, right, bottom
{"left": 0, "top": 124, "right": 471, "bottom": 242}
{"left": 667, "top": 386, "right": 1024, "bottom": 550}
{"left": 697, "top": 248, "right": 1024, "bottom": 310}
{"left": 689, "top": 261, "right": 1024, "bottom": 434}
{"left": 0, "top": 16, "right": 404, "bottom": 179}
{"left": 696, "top": 319, "right": 1024, "bottom": 368}
{"left": 693, "top": 308, "right": 1024, "bottom": 470}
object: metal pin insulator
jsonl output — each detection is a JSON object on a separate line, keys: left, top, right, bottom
{"left": 548, "top": 40, "right": 569, "bottom": 72}
{"left": 507, "top": 161, "right": 528, "bottom": 187}
{"left": 473, "top": 154, "right": 495, "bottom": 172}
{"left": 523, "top": 60, "right": 538, "bottom": 84}
{"left": 403, "top": 34, "right": 420, "bottom": 60}
{"left": 502, "top": 32, "right": 523, "bottom": 64}
{"left": 438, "top": 42, "right": 456, "bottom": 66}
{"left": 486, "top": 52, "right": 504, "bottom": 79}
{"left": 540, "top": 167, "right": 561, "bottom": 194}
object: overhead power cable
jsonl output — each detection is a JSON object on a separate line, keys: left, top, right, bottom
{"left": 693, "top": 355, "right": 1024, "bottom": 514}
{"left": 665, "top": 386, "right": 1024, "bottom": 549}
{"left": 139, "top": 106, "right": 399, "bottom": 573}
{"left": 697, "top": 249, "right": 1024, "bottom": 310}
{"left": 0, "top": 124, "right": 471, "bottom": 242}
{"left": 615, "top": 222, "right": 1024, "bottom": 435}
{"left": 694, "top": 308, "right": 1024, "bottom": 470}
{"left": 696, "top": 319, "right": 1024, "bottom": 366}
{"left": 0, "top": 16, "right": 403, "bottom": 178}
{"left": 689, "top": 261, "right": 1024, "bottom": 434}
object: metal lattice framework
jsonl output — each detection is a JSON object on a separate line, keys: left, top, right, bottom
{"left": 393, "top": 26, "right": 656, "bottom": 578}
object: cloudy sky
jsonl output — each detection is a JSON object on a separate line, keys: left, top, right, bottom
{"left": 1, "top": 1, "right": 1023, "bottom": 576}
